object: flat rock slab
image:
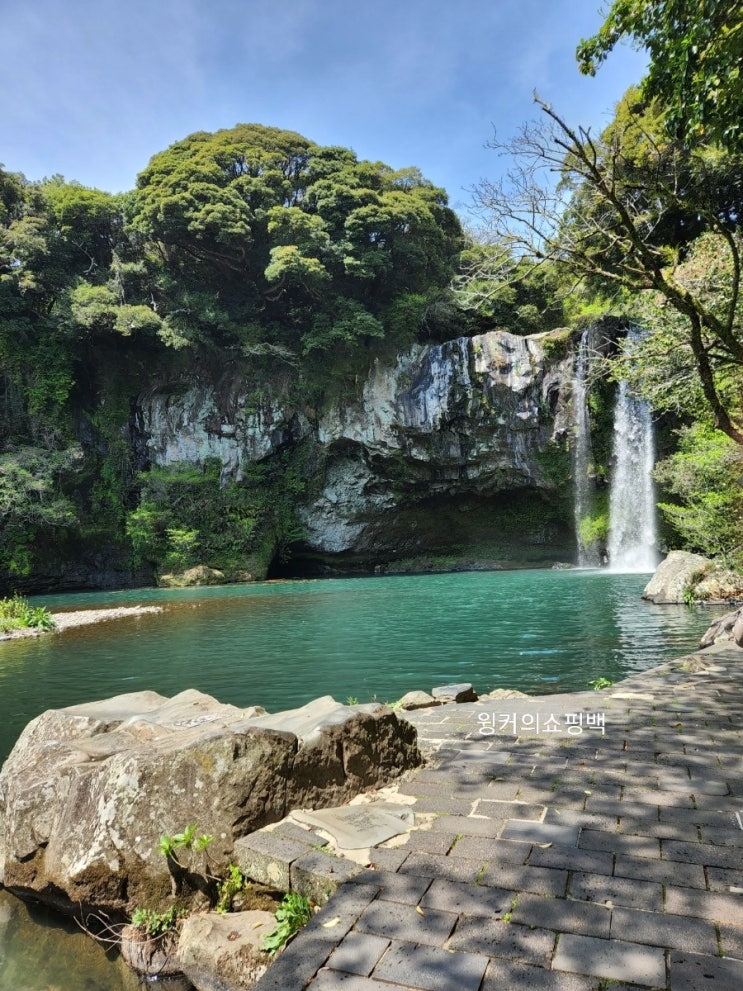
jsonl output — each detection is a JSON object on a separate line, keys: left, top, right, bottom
{"left": 293, "top": 804, "right": 415, "bottom": 849}
{"left": 553, "top": 934, "right": 666, "bottom": 986}
{"left": 431, "top": 683, "right": 478, "bottom": 703}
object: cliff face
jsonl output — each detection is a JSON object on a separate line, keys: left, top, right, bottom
{"left": 139, "top": 328, "right": 577, "bottom": 576}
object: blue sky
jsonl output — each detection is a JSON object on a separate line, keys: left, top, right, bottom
{"left": 1, "top": 0, "right": 646, "bottom": 218}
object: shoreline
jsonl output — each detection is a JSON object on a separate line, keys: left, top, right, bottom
{"left": 0, "top": 605, "right": 164, "bottom": 642}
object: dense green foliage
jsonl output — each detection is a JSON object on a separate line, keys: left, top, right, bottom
{"left": 577, "top": 0, "right": 743, "bottom": 152}
{"left": 654, "top": 423, "right": 743, "bottom": 568}
{"left": 0, "top": 594, "right": 56, "bottom": 633}
{"left": 0, "top": 126, "right": 464, "bottom": 590}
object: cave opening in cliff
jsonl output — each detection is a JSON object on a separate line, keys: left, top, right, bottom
{"left": 267, "top": 489, "right": 575, "bottom": 580}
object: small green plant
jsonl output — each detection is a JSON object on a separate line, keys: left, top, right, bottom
{"left": 216, "top": 864, "right": 245, "bottom": 914}
{"left": 588, "top": 677, "right": 613, "bottom": 691}
{"left": 345, "top": 696, "right": 359, "bottom": 706}
{"left": 261, "top": 892, "right": 314, "bottom": 956}
{"left": 0, "top": 594, "right": 57, "bottom": 633}
{"left": 130, "top": 905, "right": 185, "bottom": 937}
{"left": 159, "top": 824, "right": 213, "bottom": 862}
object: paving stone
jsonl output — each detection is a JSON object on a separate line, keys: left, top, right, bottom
{"left": 619, "top": 816, "right": 699, "bottom": 842}
{"left": 355, "top": 899, "right": 457, "bottom": 946}
{"left": 543, "top": 809, "right": 621, "bottom": 831}
{"left": 527, "top": 845, "right": 614, "bottom": 877}
{"left": 706, "top": 865, "right": 743, "bottom": 893}
{"left": 501, "top": 819, "right": 580, "bottom": 846}
{"left": 622, "top": 788, "right": 697, "bottom": 808}
{"left": 569, "top": 871, "right": 663, "bottom": 911}
{"left": 234, "top": 829, "right": 315, "bottom": 889}
{"left": 291, "top": 849, "right": 363, "bottom": 904}
{"left": 552, "top": 933, "right": 666, "bottom": 986}
{"left": 718, "top": 922, "right": 743, "bottom": 959}
{"left": 579, "top": 829, "right": 661, "bottom": 858}
{"left": 584, "top": 796, "right": 664, "bottom": 818}
{"left": 371, "top": 939, "right": 489, "bottom": 991}
{"left": 276, "top": 822, "right": 326, "bottom": 845}
{"left": 477, "top": 799, "right": 546, "bottom": 820}
{"left": 366, "top": 847, "right": 408, "bottom": 872}
{"left": 611, "top": 906, "right": 719, "bottom": 954}
{"left": 348, "top": 870, "right": 431, "bottom": 904}
{"left": 658, "top": 774, "right": 725, "bottom": 796}
{"left": 479, "top": 959, "right": 599, "bottom": 991}
{"left": 669, "top": 949, "right": 743, "bottom": 990}
{"left": 510, "top": 893, "right": 611, "bottom": 938}
{"left": 398, "top": 852, "right": 483, "bottom": 883}
{"left": 251, "top": 931, "right": 337, "bottom": 991}
{"left": 325, "top": 933, "right": 391, "bottom": 977}
{"left": 659, "top": 809, "right": 740, "bottom": 828}
{"left": 699, "top": 826, "right": 743, "bottom": 847}
{"left": 664, "top": 885, "right": 743, "bottom": 925}
{"left": 403, "top": 796, "right": 475, "bottom": 815}
{"left": 480, "top": 862, "right": 569, "bottom": 897}
{"left": 614, "top": 853, "right": 706, "bottom": 889}
{"left": 439, "top": 749, "right": 511, "bottom": 768}
{"left": 448, "top": 916, "right": 555, "bottom": 965}
{"left": 420, "top": 878, "right": 516, "bottom": 917}
{"left": 308, "top": 970, "right": 411, "bottom": 990}
{"left": 429, "top": 814, "right": 508, "bottom": 837}
{"left": 473, "top": 780, "right": 521, "bottom": 800}
{"left": 399, "top": 779, "right": 479, "bottom": 799}
{"left": 447, "top": 834, "right": 498, "bottom": 861}
{"left": 431, "top": 816, "right": 505, "bottom": 838}
{"left": 401, "top": 830, "right": 457, "bottom": 855}
{"left": 662, "top": 840, "right": 743, "bottom": 869}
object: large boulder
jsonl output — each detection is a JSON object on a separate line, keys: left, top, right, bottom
{"left": 642, "top": 551, "right": 711, "bottom": 603}
{"left": 0, "top": 690, "right": 419, "bottom": 917}
{"left": 643, "top": 551, "right": 743, "bottom": 604}
{"left": 700, "top": 607, "right": 743, "bottom": 649}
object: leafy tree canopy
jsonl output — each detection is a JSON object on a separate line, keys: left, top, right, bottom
{"left": 577, "top": 0, "right": 743, "bottom": 152}
{"left": 129, "top": 123, "right": 463, "bottom": 358}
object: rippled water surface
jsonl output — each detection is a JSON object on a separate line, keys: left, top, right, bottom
{"left": 0, "top": 569, "right": 724, "bottom": 988}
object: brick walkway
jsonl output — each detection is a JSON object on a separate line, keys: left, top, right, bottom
{"left": 252, "top": 643, "right": 743, "bottom": 991}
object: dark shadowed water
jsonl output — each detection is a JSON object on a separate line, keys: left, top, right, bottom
{"left": 0, "top": 569, "right": 724, "bottom": 987}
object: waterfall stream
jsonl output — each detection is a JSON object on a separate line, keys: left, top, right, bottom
{"left": 607, "top": 329, "right": 659, "bottom": 572}
{"left": 572, "top": 329, "right": 600, "bottom": 567}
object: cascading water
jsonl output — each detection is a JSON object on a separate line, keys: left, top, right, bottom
{"left": 572, "top": 329, "right": 601, "bottom": 566}
{"left": 607, "top": 327, "right": 659, "bottom": 572}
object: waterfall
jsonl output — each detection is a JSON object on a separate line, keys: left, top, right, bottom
{"left": 607, "top": 328, "right": 659, "bottom": 572}
{"left": 572, "top": 329, "right": 600, "bottom": 567}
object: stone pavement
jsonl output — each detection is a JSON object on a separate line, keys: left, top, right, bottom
{"left": 251, "top": 643, "right": 743, "bottom": 991}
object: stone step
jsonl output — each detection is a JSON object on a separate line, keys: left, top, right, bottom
{"left": 234, "top": 820, "right": 363, "bottom": 905}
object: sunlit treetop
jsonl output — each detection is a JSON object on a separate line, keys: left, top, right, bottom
{"left": 577, "top": 0, "right": 743, "bottom": 152}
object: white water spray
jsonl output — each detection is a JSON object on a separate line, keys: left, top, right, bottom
{"left": 572, "top": 329, "right": 600, "bottom": 567}
{"left": 607, "top": 329, "right": 659, "bottom": 572}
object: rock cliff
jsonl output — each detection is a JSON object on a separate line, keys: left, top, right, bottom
{"left": 139, "top": 327, "right": 579, "bottom": 576}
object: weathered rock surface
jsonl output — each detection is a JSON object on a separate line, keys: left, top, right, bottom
{"left": 642, "top": 551, "right": 712, "bottom": 603}
{"left": 398, "top": 691, "right": 441, "bottom": 711}
{"left": 700, "top": 607, "right": 743, "bottom": 649}
{"left": 139, "top": 325, "right": 588, "bottom": 573}
{"left": 644, "top": 552, "right": 743, "bottom": 604}
{"left": 175, "top": 911, "right": 276, "bottom": 991}
{"left": 431, "top": 682, "right": 478, "bottom": 703}
{"left": 0, "top": 690, "right": 419, "bottom": 916}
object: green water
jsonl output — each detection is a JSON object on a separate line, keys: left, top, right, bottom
{"left": 0, "top": 570, "right": 723, "bottom": 988}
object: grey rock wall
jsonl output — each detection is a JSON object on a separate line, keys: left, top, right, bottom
{"left": 139, "top": 328, "right": 579, "bottom": 571}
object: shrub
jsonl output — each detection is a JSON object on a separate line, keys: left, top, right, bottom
{"left": 0, "top": 594, "right": 56, "bottom": 633}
